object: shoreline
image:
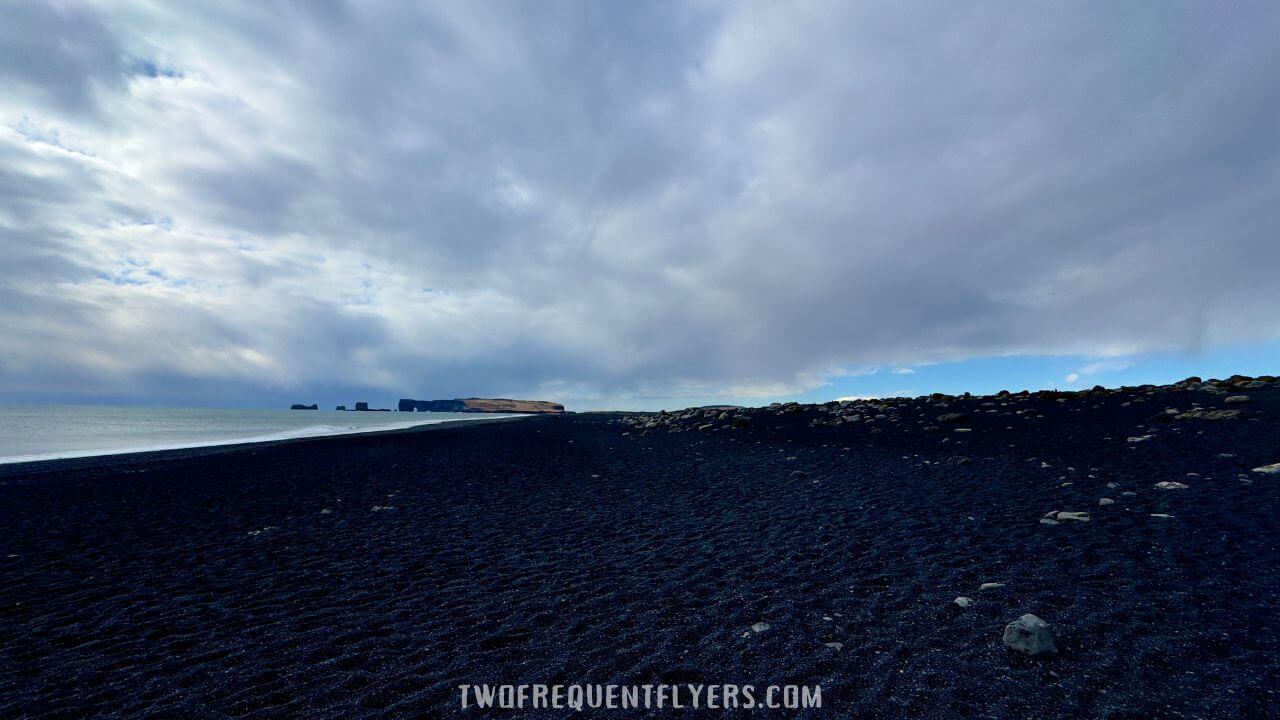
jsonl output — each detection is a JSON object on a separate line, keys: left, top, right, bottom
{"left": 0, "top": 413, "right": 536, "bottom": 479}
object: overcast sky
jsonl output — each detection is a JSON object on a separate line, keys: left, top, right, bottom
{"left": 2, "top": 1, "right": 1278, "bottom": 410}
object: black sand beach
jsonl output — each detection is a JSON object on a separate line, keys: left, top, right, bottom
{"left": 2, "top": 380, "right": 1278, "bottom": 718}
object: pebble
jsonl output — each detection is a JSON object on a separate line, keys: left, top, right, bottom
{"left": 751, "top": 622, "right": 771, "bottom": 633}
{"left": 954, "top": 597, "right": 974, "bottom": 607}
{"left": 979, "top": 582, "right": 1005, "bottom": 590}
{"left": 1154, "top": 482, "right": 1188, "bottom": 490}
{"left": 1099, "top": 498, "right": 1115, "bottom": 506}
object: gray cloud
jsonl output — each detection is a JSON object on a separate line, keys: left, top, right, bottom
{"left": 1, "top": 1, "right": 1278, "bottom": 408}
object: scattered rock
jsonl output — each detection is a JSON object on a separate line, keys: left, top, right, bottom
{"left": 1174, "top": 409, "right": 1241, "bottom": 421}
{"left": 1098, "top": 498, "right": 1115, "bottom": 506}
{"left": 751, "top": 622, "right": 771, "bottom": 633}
{"left": 937, "top": 413, "right": 969, "bottom": 424}
{"left": 1002, "top": 614, "right": 1057, "bottom": 656}
{"left": 823, "top": 642, "right": 843, "bottom": 650}
{"left": 979, "top": 582, "right": 1005, "bottom": 590}
{"left": 1043, "top": 511, "right": 1090, "bottom": 522}
{"left": 1224, "top": 395, "right": 1251, "bottom": 404}
{"left": 1154, "top": 482, "right": 1188, "bottom": 490}
{"left": 1251, "top": 463, "right": 1280, "bottom": 475}
{"left": 954, "top": 597, "right": 974, "bottom": 608}
{"left": 1127, "top": 435, "right": 1152, "bottom": 443}
{"left": 370, "top": 505, "right": 396, "bottom": 512}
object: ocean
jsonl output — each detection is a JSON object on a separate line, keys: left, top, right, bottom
{"left": 0, "top": 405, "right": 517, "bottom": 464}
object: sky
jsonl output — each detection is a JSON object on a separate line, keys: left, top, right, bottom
{"left": 1, "top": 1, "right": 1278, "bottom": 411}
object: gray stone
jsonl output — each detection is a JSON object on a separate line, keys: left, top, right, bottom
{"left": 1251, "top": 462, "right": 1280, "bottom": 475}
{"left": 1154, "top": 481, "right": 1188, "bottom": 490}
{"left": 1224, "top": 395, "right": 1251, "bottom": 404}
{"left": 1002, "top": 614, "right": 1057, "bottom": 655}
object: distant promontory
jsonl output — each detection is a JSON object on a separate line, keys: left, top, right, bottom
{"left": 398, "top": 398, "right": 565, "bottom": 414}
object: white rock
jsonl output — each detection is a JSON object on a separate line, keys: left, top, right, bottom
{"left": 1150, "top": 513, "right": 1175, "bottom": 518}
{"left": 1154, "top": 481, "right": 1188, "bottom": 490}
{"left": 1251, "top": 462, "right": 1280, "bottom": 475}
{"left": 1122, "top": 491, "right": 1137, "bottom": 496}
{"left": 1043, "top": 510, "right": 1089, "bottom": 522}
{"left": 1127, "top": 435, "right": 1152, "bottom": 443}
{"left": 1040, "top": 518, "right": 1060, "bottom": 525}
{"left": 751, "top": 622, "right": 771, "bottom": 633}
{"left": 1099, "top": 498, "right": 1115, "bottom": 506}
{"left": 1002, "top": 614, "right": 1057, "bottom": 656}
{"left": 1224, "top": 395, "right": 1251, "bottom": 404}
{"left": 979, "top": 582, "right": 1005, "bottom": 590}
{"left": 954, "top": 597, "right": 974, "bottom": 608}
{"left": 823, "top": 642, "right": 843, "bottom": 650}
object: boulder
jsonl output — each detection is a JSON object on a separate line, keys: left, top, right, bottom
{"left": 1002, "top": 614, "right": 1057, "bottom": 656}
{"left": 1224, "top": 395, "right": 1251, "bottom": 404}
{"left": 937, "top": 412, "right": 969, "bottom": 424}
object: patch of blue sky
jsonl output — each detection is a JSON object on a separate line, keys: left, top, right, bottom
{"left": 806, "top": 340, "right": 1280, "bottom": 403}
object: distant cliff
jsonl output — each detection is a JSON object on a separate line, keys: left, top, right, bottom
{"left": 290, "top": 403, "right": 318, "bottom": 410}
{"left": 397, "top": 397, "right": 565, "bottom": 414}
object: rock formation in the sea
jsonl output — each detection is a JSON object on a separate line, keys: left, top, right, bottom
{"left": 290, "top": 404, "right": 318, "bottom": 410}
{"left": 335, "top": 405, "right": 346, "bottom": 411}
{"left": 397, "top": 397, "right": 565, "bottom": 414}
{"left": 355, "top": 402, "right": 369, "bottom": 411}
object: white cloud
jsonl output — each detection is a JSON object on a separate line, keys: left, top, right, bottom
{"left": 891, "top": 367, "right": 916, "bottom": 375}
{"left": 1, "top": 2, "right": 1278, "bottom": 409}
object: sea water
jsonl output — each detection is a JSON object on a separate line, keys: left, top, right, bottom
{"left": 0, "top": 405, "right": 519, "bottom": 464}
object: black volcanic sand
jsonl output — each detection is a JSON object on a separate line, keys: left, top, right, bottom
{"left": 2, "top": 385, "right": 1279, "bottom": 719}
